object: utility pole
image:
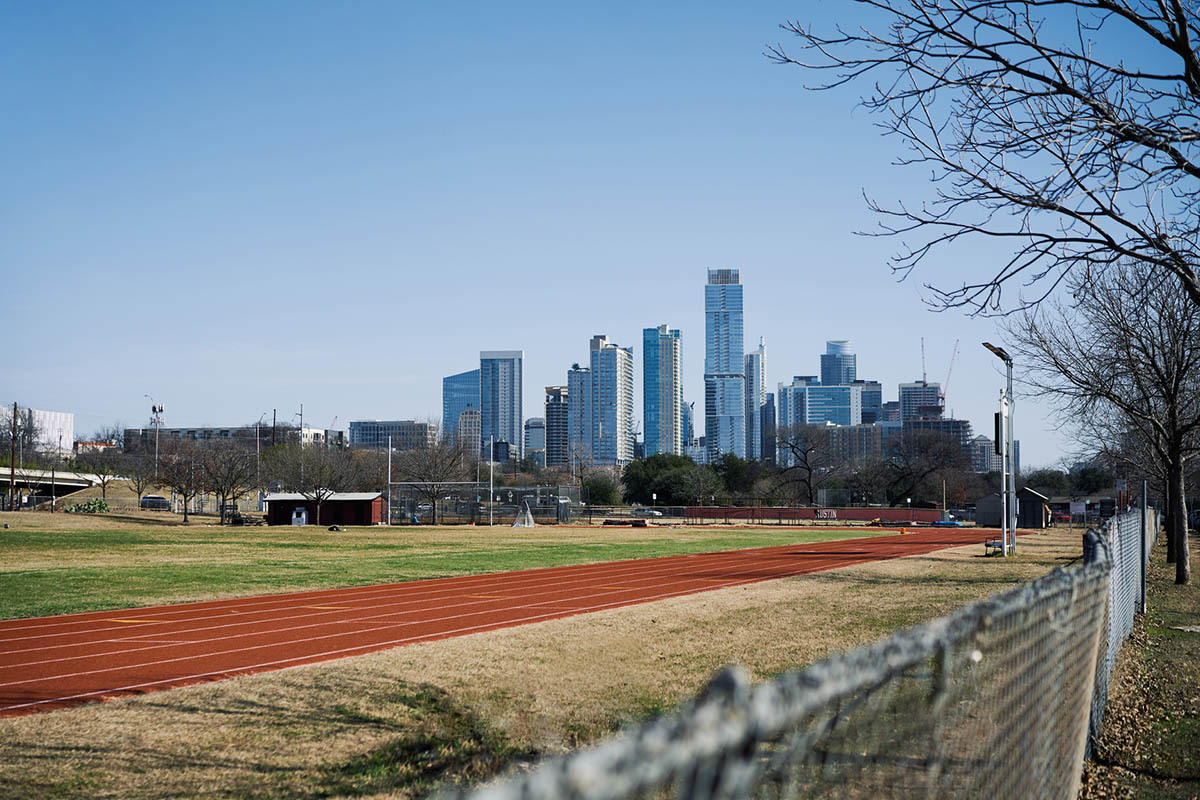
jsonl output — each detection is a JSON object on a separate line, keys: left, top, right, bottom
{"left": 386, "top": 435, "right": 392, "bottom": 526}
{"left": 489, "top": 434, "right": 494, "bottom": 526}
{"left": 8, "top": 402, "right": 16, "bottom": 511}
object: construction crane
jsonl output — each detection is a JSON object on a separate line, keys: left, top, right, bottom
{"left": 940, "top": 339, "right": 960, "bottom": 406}
{"left": 921, "top": 337, "right": 927, "bottom": 384}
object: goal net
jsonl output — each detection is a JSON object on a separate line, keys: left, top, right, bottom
{"left": 512, "top": 501, "right": 536, "bottom": 528}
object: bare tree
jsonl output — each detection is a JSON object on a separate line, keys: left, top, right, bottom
{"left": 775, "top": 425, "right": 842, "bottom": 504}
{"left": 881, "top": 430, "right": 971, "bottom": 507}
{"left": 89, "top": 424, "right": 124, "bottom": 448}
{"left": 265, "top": 443, "right": 359, "bottom": 525}
{"left": 75, "top": 450, "right": 121, "bottom": 500}
{"left": 201, "top": 441, "right": 257, "bottom": 523}
{"left": 770, "top": 2, "right": 1200, "bottom": 313}
{"left": 392, "top": 438, "right": 470, "bottom": 524}
{"left": 159, "top": 440, "right": 203, "bottom": 522}
{"left": 1007, "top": 262, "right": 1196, "bottom": 583}
{"left": 123, "top": 453, "right": 157, "bottom": 503}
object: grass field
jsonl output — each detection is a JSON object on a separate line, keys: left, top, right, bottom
{"left": 0, "top": 511, "right": 901, "bottom": 619}
{"left": 0, "top": 511, "right": 1083, "bottom": 799}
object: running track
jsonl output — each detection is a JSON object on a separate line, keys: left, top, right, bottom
{"left": 0, "top": 528, "right": 1001, "bottom": 718}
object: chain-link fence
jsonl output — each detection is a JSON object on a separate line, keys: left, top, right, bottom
{"left": 440, "top": 509, "right": 1156, "bottom": 800}
{"left": 1086, "top": 506, "right": 1158, "bottom": 752}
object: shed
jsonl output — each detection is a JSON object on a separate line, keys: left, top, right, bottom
{"left": 975, "top": 493, "right": 1002, "bottom": 528}
{"left": 1017, "top": 487, "right": 1050, "bottom": 529}
{"left": 264, "top": 492, "right": 387, "bottom": 526}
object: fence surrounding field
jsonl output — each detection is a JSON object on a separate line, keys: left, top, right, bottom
{"left": 440, "top": 508, "right": 1155, "bottom": 800}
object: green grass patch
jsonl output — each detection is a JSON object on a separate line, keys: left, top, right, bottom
{"left": 0, "top": 522, "right": 896, "bottom": 620}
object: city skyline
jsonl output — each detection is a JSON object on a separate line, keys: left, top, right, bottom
{"left": 3, "top": 2, "right": 1072, "bottom": 468}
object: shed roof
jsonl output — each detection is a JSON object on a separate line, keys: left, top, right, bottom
{"left": 264, "top": 492, "right": 382, "bottom": 502}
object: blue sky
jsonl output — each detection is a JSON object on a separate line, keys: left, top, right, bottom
{"left": 2, "top": 1, "right": 1073, "bottom": 467}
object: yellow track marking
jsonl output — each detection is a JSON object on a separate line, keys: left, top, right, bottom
{"left": 106, "top": 619, "right": 170, "bottom": 624}
{"left": 304, "top": 606, "right": 353, "bottom": 610}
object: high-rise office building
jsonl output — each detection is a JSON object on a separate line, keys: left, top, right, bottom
{"left": 643, "top": 324, "right": 683, "bottom": 457}
{"left": 704, "top": 269, "right": 746, "bottom": 461}
{"left": 820, "top": 340, "right": 857, "bottom": 386}
{"left": 776, "top": 377, "right": 864, "bottom": 429}
{"left": 480, "top": 351, "right": 523, "bottom": 458}
{"left": 442, "top": 369, "right": 480, "bottom": 445}
{"left": 744, "top": 338, "right": 767, "bottom": 460}
{"left": 567, "top": 363, "right": 592, "bottom": 468}
{"left": 855, "top": 380, "right": 884, "bottom": 424}
{"left": 457, "top": 409, "right": 481, "bottom": 459}
{"left": 524, "top": 417, "right": 546, "bottom": 466}
{"left": 682, "top": 401, "right": 695, "bottom": 449}
{"left": 590, "top": 334, "right": 634, "bottom": 466}
{"left": 761, "top": 392, "right": 776, "bottom": 466}
{"left": 544, "top": 386, "right": 569, "bottom": 468}
{"left": 899, "top": 381, "right": 943, "bottom": 421}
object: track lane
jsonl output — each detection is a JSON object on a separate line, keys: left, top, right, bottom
{"left": 0, "top": 528, "right": 999, "bottom": 716}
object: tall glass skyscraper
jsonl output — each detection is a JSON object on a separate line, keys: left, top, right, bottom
{"left": 480, "top": 351, "right": 523, "bottom": 458}
{"left": 820, "top": 340, "right": 857, "bottom": 386}
{"left": 589, "top": 335, "right": 634, "bottom": 466}
{"left": 744, "top": 338, "right": 766, "bottom": 460}
{"left": 705, "top": 269, "right": 746, "bottom": 461}
{"left": 442, "top": 368, "right": 480, "bottom": 446}
{"left": 643, "top": 324, "right": 683, "bottom": 456}
{"left": 567, "top": 363, "right": 592, "bottom": 468}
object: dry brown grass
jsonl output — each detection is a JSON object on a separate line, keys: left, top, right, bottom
{"left": 0, "top": 529, "right": 1082, "bottom": 799}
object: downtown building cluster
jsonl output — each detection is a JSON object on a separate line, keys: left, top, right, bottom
{"left": 432, "top": 270, "right": 1014, "bottom": 473}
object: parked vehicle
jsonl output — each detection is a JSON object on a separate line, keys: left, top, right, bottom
{"left": 140, "top": 495, "right": 170, "bottom": 511}
{"left": 631, "top": 507, "right": 663, "bottom": 517}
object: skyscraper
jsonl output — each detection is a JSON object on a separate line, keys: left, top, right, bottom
{"left": 567, "top": 363, "right": 592, "bottom": 469}
{"left": 643, "top": 324, "right": 683, "bottom": 457}
{"left": 744, "top": 338, "right": 767, "bottom": 460}
{"left": 899, "top": 381, "right": 943, "bottom": 420}
{"left": 480, "top": 351, "right": 523, "bottom": 459}
{"left": 589, "top": 334, "right": 634, "bottom": 466}
{"left": 544, "top": 386, "right": 569, "bottom": 468}
{"left": 820, "top": 340, "right": 857, "bottom": 386}
{"left": 442, "top": 368, "right": 480, "bottom": 445}
{"left": 704, "top": 269, "right": 745, "bottom": 461}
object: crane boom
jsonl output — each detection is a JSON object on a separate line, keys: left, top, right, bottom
{"left": 942, "top": 339, "right": 960, "bottom": 402}
{"left": 921, "top": 337, "right": 927, "bottom": 384}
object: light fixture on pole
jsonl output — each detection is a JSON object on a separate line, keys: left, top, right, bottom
{"left": 982, "top": 342, "right": 1016, "bottom": 555}
{"left": 145, "top": 394, "right": 163, "bottom": 480}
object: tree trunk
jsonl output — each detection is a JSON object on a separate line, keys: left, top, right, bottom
{"left": 1165, "top": 469, "right": 1177, "bottom": 563}
{"left": 1170, "top": 458, "right": 1191, "bottom": 585}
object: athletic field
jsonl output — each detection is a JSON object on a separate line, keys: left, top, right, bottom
{"left": 0, "top": 513, "right": 1079, "bottom": 798}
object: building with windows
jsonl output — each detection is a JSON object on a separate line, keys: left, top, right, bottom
{"left": 25, "top": 408, "right": 74, "bottom": 457}
{"left": 643, "top": 324, "right": 683, "bottom": 456}
{"left": 567, "top": 363, "right": 592, "bottom": 469}
{"left": 544, "top": 386, "right": 569, "bottom": 468}
{"left": 820, "top": 340, "right": 857, "bottom": 386}
{"left": 760, "top": 392, "right": 776, "bottom": 466}
{"left": 744, "top": 338, "right": 767, "bottom": 460}
{"left": 855, "top": 380, "right": 883, "bottom": 424}
{"left": 124, "top": 425, "right": 346, "bottom": 451}
{"left": 458, "top": 409, "right": 481, "bottom": 459}
{"left": 776, "top": 377, "right": 864, "bottom": 429}
{"left": 349, "top": 420, "right": 437, "bottom": 451}
{"left": 442, "top": 369, "right": 480, "bottom": 446}
{"left": 524, "top": 417, "right": 546, "bottom": 466}
{"left": 589, "top": 335, "right": 634, "bottom": 466}
{"left": 899, "top": 381, "right": 943, "bottom": 421}
{"left": 880, "top": 401, "right": 901, "bottom": 422}
{"left": 904, "top": 416, "right": 974, "bottom": 449}
{"left": 704, "top": 268, "right": 746, "bottom": 461}
{"left": 480, "top": 351, "right": 523, "bottom": 459}
{"left": 970, "top": 435, "right": 1003, "bottom": 473}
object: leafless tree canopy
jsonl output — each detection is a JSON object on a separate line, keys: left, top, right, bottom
{"left": 392, "top": 439, "right": 471, "bottom": 524}
{"left": 200, "top": 441, "right": 258, "bottom": 523}
{"left": 775, "top": 425, "right": 843, "bottom": 504}
{"left": 1007, "top": 260, "right": 1196, "bottom": 582}
{"left": 770, "top": 1, "right": 1200, "bottom": 313}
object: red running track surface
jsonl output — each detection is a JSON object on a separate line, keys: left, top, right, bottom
{"left": 0, "top": 528, "right": 1001, "bottom": 718}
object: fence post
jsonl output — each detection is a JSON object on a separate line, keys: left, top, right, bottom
{"left": 1140, "top": 480, "right": 1147, "bottom": 614}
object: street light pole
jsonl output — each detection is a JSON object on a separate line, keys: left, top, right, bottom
{"left": 983, "top": 343, "right": 1016, "bottom": 555}
{"left": 145, "top": 394, "right": 163, "bottom": 480}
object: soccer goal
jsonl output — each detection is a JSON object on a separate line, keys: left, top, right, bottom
{"left": 512, "top": 501, "right": 536, "bottom": 528}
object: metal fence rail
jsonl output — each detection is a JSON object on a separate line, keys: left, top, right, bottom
{"left": 441, "top": 509, "right": 1156, "bottom": 800}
